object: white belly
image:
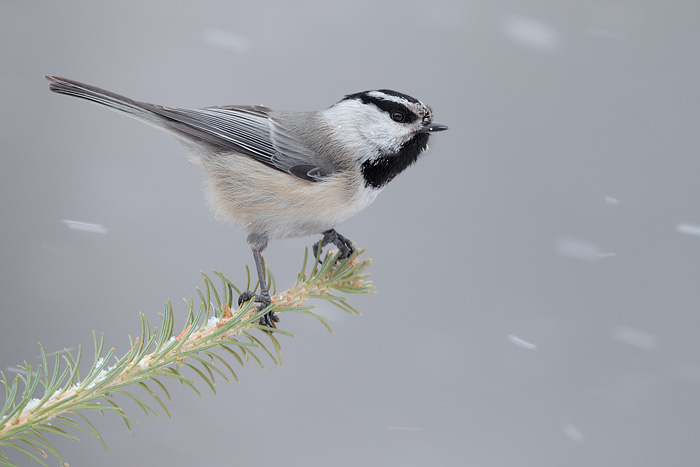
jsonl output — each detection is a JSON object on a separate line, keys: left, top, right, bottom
{"left": 201, "top": 155, "right": 381, "bottom": 242}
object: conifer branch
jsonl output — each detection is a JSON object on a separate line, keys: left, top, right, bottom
{"left": 0, "top": 249, "right": 373, "bottom": 466}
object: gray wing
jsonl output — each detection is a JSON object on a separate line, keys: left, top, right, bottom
{"left": 141, "top": 103, "right": 331, "bottom": 182}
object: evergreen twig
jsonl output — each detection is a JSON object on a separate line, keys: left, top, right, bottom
{"left": 0, "top": 248, "right": 373, "bottom": 466}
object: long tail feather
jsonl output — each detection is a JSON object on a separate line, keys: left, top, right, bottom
{"left": 45, "top": 75, "right": 162, "bottom": 125}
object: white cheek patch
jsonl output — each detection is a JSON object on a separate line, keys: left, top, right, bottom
{"left": 323, "top": 100, "right": 414, "bottom": 162}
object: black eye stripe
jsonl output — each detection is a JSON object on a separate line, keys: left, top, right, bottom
{"left": 343, "top": 92, "right": 418, "bottom": 124}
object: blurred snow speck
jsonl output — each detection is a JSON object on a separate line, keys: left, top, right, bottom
{"left": 605, "top": 196, "right": 620, "bottom": 205}
{"left": 555, "top": 238, "right": 601, "bottom": 262}
{"left": 35, "top": 348, "right": 74, "bottom": 359}
{"left": 613, "top": 326, "right": 659, "bottom": 350}
{"left": 562, "top": 423, "right": 585, "bottom": 444}
{"left": 502, "top": 16, "right": 561, "bottom": 52}
{"left": 202, "top": 29, "right": 250, "bottom": 52}
{"left": 62, "top": 220, "right": 108, "bottom": 234}
{"left": 676, "top": 223, "right": 700, "bottom": 237}
{"left": 507, "top": 334, "right": 537, "bottom": 350}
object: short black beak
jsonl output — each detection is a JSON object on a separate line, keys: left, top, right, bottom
{"left": 421, "top": 122, "right": 448, "bottom": 132}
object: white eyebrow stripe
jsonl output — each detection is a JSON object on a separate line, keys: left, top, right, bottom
{"left": 367, "top": 90, "right": 413, "bottom": 106}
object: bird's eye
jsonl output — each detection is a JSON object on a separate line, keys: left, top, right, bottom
{"left": 391, "top": 112, "right": 405, "bottom": 123}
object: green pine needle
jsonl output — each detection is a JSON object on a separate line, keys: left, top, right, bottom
{"left": 0, "top": 248, "right": 373, "bottom": 466}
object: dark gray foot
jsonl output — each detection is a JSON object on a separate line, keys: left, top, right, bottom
{"left": 313, "top": 229, "right": 355, "bottom": 261}
{"left": 238, "top": 291, "right": 279, "bottom": 328}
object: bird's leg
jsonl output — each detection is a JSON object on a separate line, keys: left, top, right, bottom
{"left": 238, "top": 247, "right": 279, "bottom": 328}
{"left": 312, "top": 229, "right": 355, "bottom": 262}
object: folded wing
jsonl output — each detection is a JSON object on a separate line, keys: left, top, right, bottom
{"left": 142, "top": 104, "right": 331, "bottom": 182}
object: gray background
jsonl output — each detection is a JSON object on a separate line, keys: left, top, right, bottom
{"left": 2, "top": 1, "right": 700, "bottom": 466}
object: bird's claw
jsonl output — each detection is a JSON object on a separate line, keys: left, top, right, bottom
{"left": 313, "top": 229, "right": 355, "bottom": 262}
{"left": 238, "top": 291, "right": 279, "bottom": 329}
{"left": 258, "top": 309, "right": 280, "bottom": 328}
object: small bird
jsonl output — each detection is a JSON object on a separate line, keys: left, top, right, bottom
{"left": 45, "top": 76, "right": 448, "bottom": 327}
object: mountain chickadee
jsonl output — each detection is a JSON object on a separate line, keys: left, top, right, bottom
{"left": 45, "top": 76, "right": 448, "bottom": 327}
